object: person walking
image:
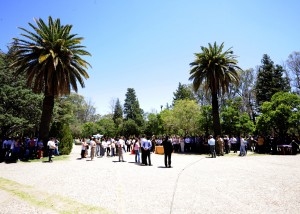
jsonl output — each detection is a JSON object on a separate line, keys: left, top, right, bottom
{"left": 162, "top": 136, "right": 173, "bottom": 168}
{"left": 47, "top": 137, "right": 56, "bottom": 162}
{"left": 208, "top": 135, "right": 216, "bottom": 158}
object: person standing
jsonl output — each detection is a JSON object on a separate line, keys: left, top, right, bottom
{"left": 133, "top": 137, "right": 140, "bottom": 163}
{"left": 179, "top": 136, "right": 185, "bottom": 153}
{"left": 90, "top": 138, "right": 96, "bottom": 160}
{"left": 224, "top": 135, "right": 230, "bottom": 154}
{"left": 81, "top": 139, "right": 87, "bottom": 158}
{"left": 239, "top": 136, "right": 246, "bottom": 156}
{"left": 141, "top": 135, "right": 152, "bottom": 166}
{"left": 47, "top": 137, "right": 56, "bottom": 162}
{"left": 118, "top": 136, "right": 125, "bottom": 162}
{"left": 95, "top": 138, "right": 101, "bottom": 157}
{"left": 217, "top": 135, "right": 224, "bottom": 156}
{"left": 208, "top": 135, "right": 216, "bottom": 158}
{"left": 230, "top": 136, "right": 237, "bottom": 153}
{"left": 162, "top": 136, "right": 173, "bottom": 168}
{"left": 111, "top": 139, "right": 116, "bottom": 156}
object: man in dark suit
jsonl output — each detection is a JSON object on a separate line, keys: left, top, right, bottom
{"left": 162, "top": 136, "right": 173, "bottom": 168}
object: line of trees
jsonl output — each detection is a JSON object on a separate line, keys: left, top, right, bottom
{"left": 1, "top": 17, "right": 300, "bottom": 150}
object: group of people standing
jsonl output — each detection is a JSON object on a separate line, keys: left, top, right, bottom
{"left": 79, "top": 135, "right": 174, "bottom": 168}
{"left": 1, "top": 137, "right": 60, "bottom": 163}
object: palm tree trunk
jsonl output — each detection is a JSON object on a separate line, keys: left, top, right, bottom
{"left": 211, "top": 92, "right": 221, "bottom": 136}
{"left": 39, "top": 94, "right": 54, "bottom": 147}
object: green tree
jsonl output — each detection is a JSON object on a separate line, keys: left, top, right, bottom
{"left": 199, "top": 105, "right": 213, "bottom": 136}
{"left": 189, "top": 42, "right": 240, "bottom": 135}
{"left": 172, "top": 82, "right": 195, "bottom": 105}
{"left": 113, "top": 98, "right": 123, "bottom": 125}
{"left": 255, "top": 54, "right": 290, "bottom": 107}
{"left": 172, "top": 99, "right": 201, "bottom": 136}
{"left": 160, "top": 109, "right": 175, "bottom": 135}
{"left": 0, "top": 50, "right": 43, "bottom": 138}
{"left": 123, "top": 88, "right": 144, "bottom": 128}
{"left": 10, "top": 17, "right": 91, "bottom": 144}
{"left": 221, "top": 98, "right": 255, "bottom": 136}
{"left": 145, "top": 113, "right": 163, "bottom": 136}
{"left": 256, "top": 92, "right": 300, "bottom": 138}
{"left": 81, "top": 122, "right": 99, "bottom": 137}
{"left": 121, "top": 119, "right": 140, "bottom": 137}
{"left": 96, "top": 116, "right": 117, "bottom": 137}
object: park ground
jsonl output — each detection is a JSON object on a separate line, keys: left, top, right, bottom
{"left": 0, "top": 145, "right": 299, "bottom": 214}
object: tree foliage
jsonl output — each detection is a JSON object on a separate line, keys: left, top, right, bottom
{"left": 172, "top": 82, "right": 195, "bottom": 105}
{"left": 0, "top": 50, "right": 43, "bottom": 138}
{"left": 113, "top": 98, "right": 123, "bottom": 125}
{"left": 256, "top": 92, "right": 300, "bottom": 137}
{"left": 255, "top": 54, "right": 290, "bottom": 107}
{"left": 189, "top": 42, "right": 240, "bottom": 135}
{"left": 10, "top": 16, "right": 91, "bottom": 143}
{"left": 123, "top": 88, "right": 144, "bottom": 128}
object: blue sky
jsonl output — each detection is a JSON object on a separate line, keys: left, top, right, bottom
{"left": 1, "top": 0, "right": 300, "bottom": 115}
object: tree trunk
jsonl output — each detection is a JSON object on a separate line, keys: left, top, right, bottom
{"left": 39, "top": 94, "right": 54, "bottom": 147}
{"left": 211, "top": 92, "right": 221, "bottom": 136}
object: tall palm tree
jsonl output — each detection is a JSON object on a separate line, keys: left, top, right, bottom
{"left": 189, "top": 42, "right": 240, "bottom": 135}
{"left": 11, "top": 16, "right": 91, "bottom": 143}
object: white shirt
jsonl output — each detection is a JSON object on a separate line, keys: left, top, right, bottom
{"left": 118, "top": 139, "right": 125, "bottom": 147}
{"left": 47, "top": 140, "right": 56, "bottom": 149}
{"left": 141, "top": 138, "right": 151, "bottom": 150}
{"left": 208, "top": 138, "right": 215, "bottom": 146}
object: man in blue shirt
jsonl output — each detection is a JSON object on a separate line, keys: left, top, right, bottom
{"left": 208, "top": 135, "right": 216, "bottom": 158}
{"left": 141, "top": 135, "right": 152, "bottom": 166}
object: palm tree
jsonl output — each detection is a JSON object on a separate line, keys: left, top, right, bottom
{"left": 11, "top": 16, "right": 91, "bottom": 143}
{"left": 189, "top": 42, "right": 240, "bottom": 135}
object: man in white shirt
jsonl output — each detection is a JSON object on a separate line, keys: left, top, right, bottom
{"left": 208, "top": 135, "right": 216, "bottom": 158}
{"left": 118, "top": 136, "right": 125, "bottom": 162}
{"left": 47, "top": 137, "right": 56, "bottom": 162}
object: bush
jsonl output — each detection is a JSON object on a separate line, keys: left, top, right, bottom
{"left": 59, "top": 124, "right": 73, "bottom": 155}
{"left": 50, "top": 122, "right": 73, "bottom": 155}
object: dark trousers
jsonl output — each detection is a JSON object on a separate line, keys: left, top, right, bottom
{"left": 232, "top": 144, "right": 237, "bottom": 153}
{"left": 141, "top": 148, "right": 145, "bottom": 164}
{"left": 164, "top": 152, "right": 171, "bottom": 167}
{"left": 48, "top": 149, "right": 53, "bottom": 162}
{"left": 144, "top": 149, "right": 151, "bottom": 165}
{"left": 210, "top": 145, "right": 216, "bottom": 158}
{"left": 81, "top": 150, "right": 85, "bottom": 158}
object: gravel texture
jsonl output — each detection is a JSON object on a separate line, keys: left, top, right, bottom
{"left": 0, "top": 145, "right": 300, "bottom": 214}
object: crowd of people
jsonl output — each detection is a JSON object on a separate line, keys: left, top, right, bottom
{"left": 78, "top": 134, "right": 300, "bottom": 167}
{"left": 1, "top": 133, "right": 299, "bottom": 164}
{"left": 0, "top": 137, "right": 60, "bottom": 163}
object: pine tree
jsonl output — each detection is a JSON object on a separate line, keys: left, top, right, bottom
{"left": 123, "top": 88, "right": 144, "bottom": 127}
{"left": 172, "top": 82, "right": 195, "bottom": 105}
{"left": 113, "top": 98, "right": 123, "bottom": 123}
{"left": 255, "top": 54, "right": 290, "bottom": 107}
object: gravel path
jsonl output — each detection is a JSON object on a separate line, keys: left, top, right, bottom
{"left": 0, "top": 145, "right": 300, "bottom": 214}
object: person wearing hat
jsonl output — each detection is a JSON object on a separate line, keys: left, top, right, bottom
{"left": 162, "top": 136, "right": 173, "bottom": 168}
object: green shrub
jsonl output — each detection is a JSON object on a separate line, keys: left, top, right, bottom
{"left": 50, "top": 122, "right": 73, "bottom": 155}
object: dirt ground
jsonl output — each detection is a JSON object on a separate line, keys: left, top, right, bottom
{"left": 0, "top": 146, "right": 300, "bottom": 214}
